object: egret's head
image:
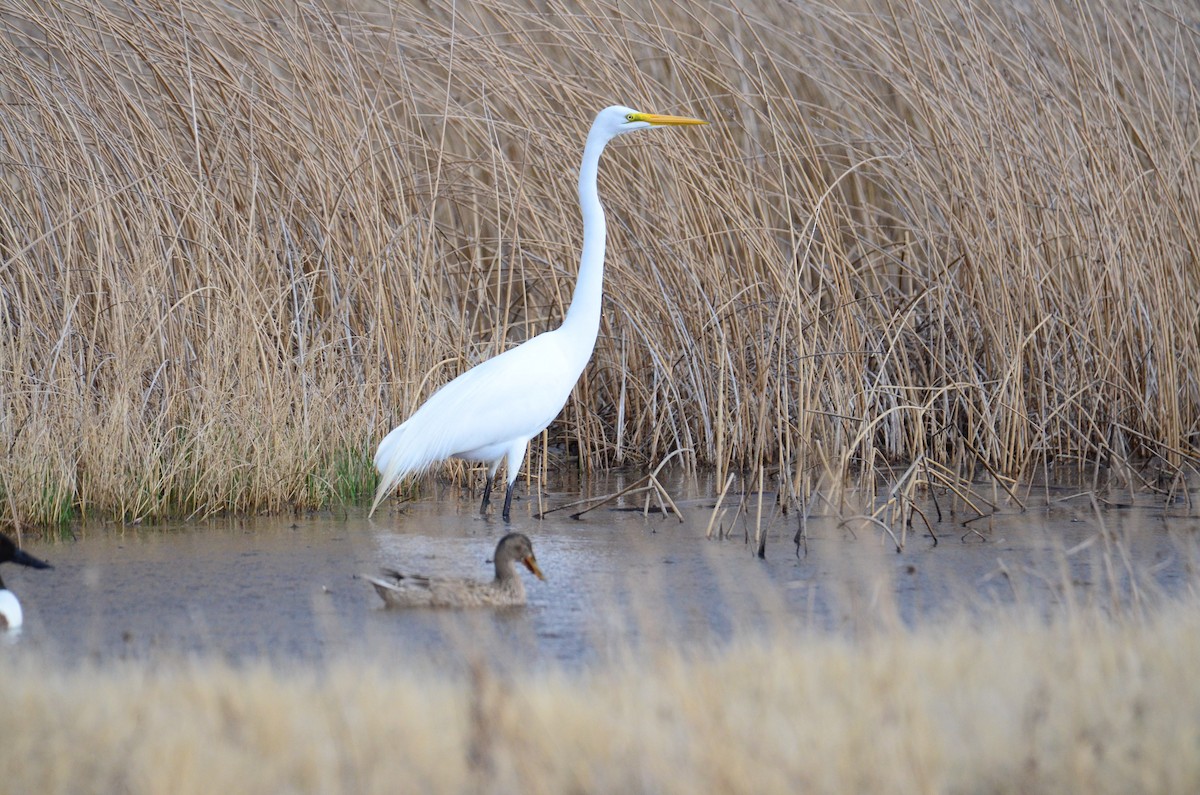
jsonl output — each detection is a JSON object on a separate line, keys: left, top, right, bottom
{"left": 593, "top": 105, "right": 707, "bottom": 142}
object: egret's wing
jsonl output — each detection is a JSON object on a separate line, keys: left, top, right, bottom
{"left": 371, "top": 330, "right": 585, "bottom": 512}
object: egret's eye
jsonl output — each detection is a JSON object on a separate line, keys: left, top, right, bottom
{"left": 625, "top": 113, "right": 636, "bottom": 123}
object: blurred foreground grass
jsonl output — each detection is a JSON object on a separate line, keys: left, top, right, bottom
{"left": 3, "top": 596, "right": 1197, "bottom": 794}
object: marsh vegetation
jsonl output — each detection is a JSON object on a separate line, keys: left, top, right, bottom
{"left": 8, "top": 604, "right": 1200, "bottom": 794}
{"left": 0, "top": 0, "right": 1196, "bottom": 525}
{"left": 1, "top": 0, "right": 1198, "bottom": 790}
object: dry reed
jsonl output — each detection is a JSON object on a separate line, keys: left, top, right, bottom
{"left": 2, "top": 596, "right": 1198, "bottom": 794}
{"left": 0, "top": 0, "right": 1197, "bottom": 523}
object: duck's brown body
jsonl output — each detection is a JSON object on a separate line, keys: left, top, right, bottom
{"left": 366, "top": 532, "right": 544, "bottom": 609}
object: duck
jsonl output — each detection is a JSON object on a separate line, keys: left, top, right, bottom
{"left": 0, "top": 533, "right": 52, "bottom": 630}
{"left": 366, "top": 532, "right": 545, "bottom": 609}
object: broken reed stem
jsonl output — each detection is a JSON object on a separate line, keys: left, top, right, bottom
{"left": 705, "top": 473, "right": 737, "bottom": 541}
{"left": 539, "top": 449, "right": 689, "bottom": 519}
{"left": 754, "top": 466, "right": 767, "bottom": 559}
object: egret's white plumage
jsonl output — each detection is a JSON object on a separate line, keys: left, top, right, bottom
{"left": 371, "top": 105, "right": 705, "bottom": 520}
{"left": 0, "top": 533, "right": 52, "bottom": 630}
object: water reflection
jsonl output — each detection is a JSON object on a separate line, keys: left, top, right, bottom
{"left": 4, "top": 476, "right": 1198, "bottom": 668}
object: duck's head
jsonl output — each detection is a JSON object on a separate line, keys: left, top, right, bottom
{"left": 495, "top": 532, "right": 545, "bottom": 581}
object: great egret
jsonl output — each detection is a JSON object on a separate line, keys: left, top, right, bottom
{"left": 371, "top": 105, "right": 706, "bottom": 521}
{"left": 364, "top": 532, "right": 544, "bottom": 608}
{"left": 0, "top": 533, "right": 52, "bottom": 630}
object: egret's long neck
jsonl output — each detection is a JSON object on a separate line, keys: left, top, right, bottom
{"left": 560, "top": 131, "right": 610, "bottom": 347}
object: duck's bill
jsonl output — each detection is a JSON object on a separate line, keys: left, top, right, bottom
{"left": 523, "top": 556, "right": 545, "bottom": 581}
{"left": 635, "top": 112, "right": 707, "bottom": 127}
{"left": 12, "top": 548, "right": 51, "bottom": 570}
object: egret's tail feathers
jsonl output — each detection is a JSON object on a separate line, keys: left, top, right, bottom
{"left": 369, "top": 454, "right": 409, "bottom": 517}
{"left": 370, "top": 424, "right": 410, "bottom": 516}
{"left": 368, "top": 481, "right": 390, "bottom": 517}
{"left": 369, "top": 422, "right": 446, "bottom": 517}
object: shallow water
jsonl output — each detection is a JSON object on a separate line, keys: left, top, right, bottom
{"left": 6, "top": 475, "right": 1199, "bottom": 668}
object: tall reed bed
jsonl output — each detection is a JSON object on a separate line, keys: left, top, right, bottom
{"left": 0, "top": 0, "right": 1196, "bottom": 523}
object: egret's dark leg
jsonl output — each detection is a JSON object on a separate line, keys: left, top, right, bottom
{"left": 502, "top": 480, "right": 516, "bottom": 522}
{"left": 480, "top": 476, "right": 494, "bottom": 516}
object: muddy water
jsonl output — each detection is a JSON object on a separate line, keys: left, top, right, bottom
{"left": 5, "top": 476, "right": 1198, "bottom": 667}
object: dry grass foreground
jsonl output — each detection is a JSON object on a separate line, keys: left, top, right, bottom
{"left": 1, "top": 0, "right": 1198, "bottom": 524}
{"left": 0, "top": 597, "right": 1196, "bottom": 794}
